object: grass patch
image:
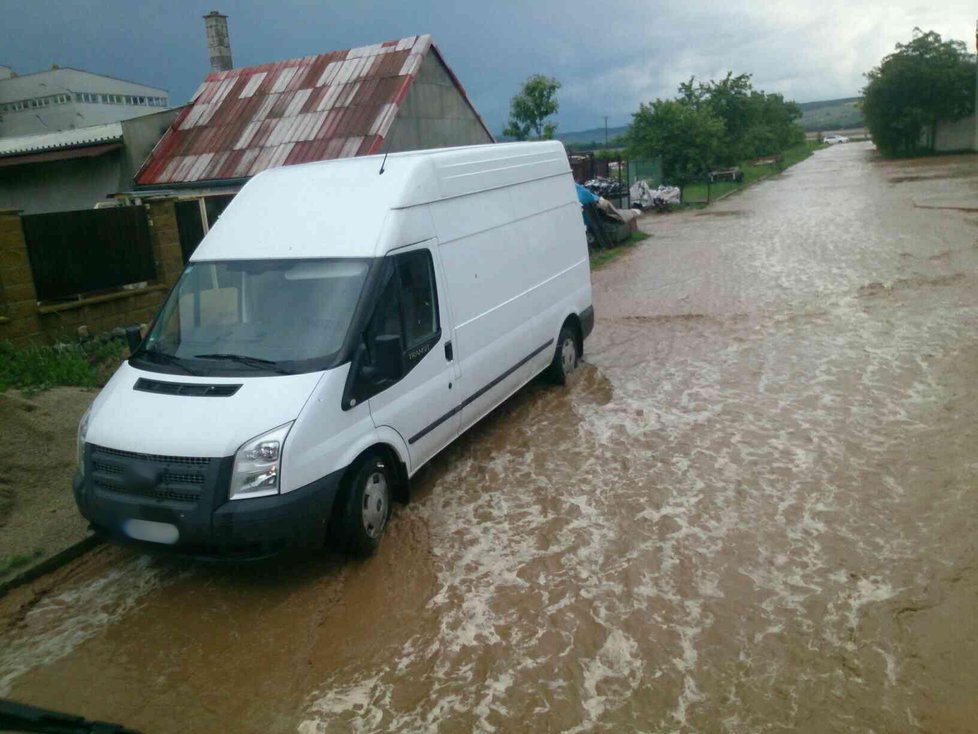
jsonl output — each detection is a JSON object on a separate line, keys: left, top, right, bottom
{"left": 781, "top": 140, "right": 825, "bottom": 167}
{"left": 590, "top": 230, "right": 650, "bottom": 269}
{"left": 0, "top": 337, "right": 127, "bottom": 394}
{"left": 0, "top": 549, "right": 43, "bottom": 577}
{"left": 681, "top": 141, "right": 825, "bottom": 205}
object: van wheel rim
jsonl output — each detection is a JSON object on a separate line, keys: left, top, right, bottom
{"left": 561, "top": 337, "right": 577, "bottom": 374}
{"left": 362, "top": 472, "right": 389, "bottom": 539}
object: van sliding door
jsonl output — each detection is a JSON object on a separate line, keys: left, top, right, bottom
{"left": 437, "top": 227, "right": 537, "bottom": 434}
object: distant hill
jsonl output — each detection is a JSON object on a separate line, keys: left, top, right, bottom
{"left": 496, "top": 126, "right": 629, "bottom": 147}
{"left": 555, "top": 126, "right": 629, "bottom": 147}
{"left": 508, "top": 96, "right": 864, "bottom": 148}
{"left": 797, "top": 97, "right": 863, "bottom": 132}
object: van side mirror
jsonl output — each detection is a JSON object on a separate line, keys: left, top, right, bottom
{"left": 372, "top": 334, "right": 404, "bottom": 381}
{"left": 124, "top": 325, "right": 143, "bottom": 354}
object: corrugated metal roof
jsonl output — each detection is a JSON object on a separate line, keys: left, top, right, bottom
{"left": 0, "top": 122, "right": 123, "bottom": 157}
{"left": 0, "top": 142, "right": 123, "bottom": 168}
{"left": 136, "top": 34, "right": 492, "bottom": 187}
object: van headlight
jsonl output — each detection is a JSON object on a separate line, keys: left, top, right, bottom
{"left": 76, "top": 407, "right": 91, "bottom": 477}
{"left": 229, "top": 422, "right": 293, "bottom": 500}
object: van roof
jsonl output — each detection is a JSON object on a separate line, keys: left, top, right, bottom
{"left": 191, "top": 141, "right": 572, "bottom": 261}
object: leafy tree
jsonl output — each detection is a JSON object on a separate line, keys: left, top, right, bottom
{"left": 503, "top": 74, "right": 561, "bottom": 140}
{"left": 746, "top": 92, "right": 804, "bottom": 155}
{"left": 679, "top": 73, "right": 803, "bottom": 161}
{"left": 862, "top": 29, "right": 976, "bottom": 156}
{"left": 627, "top": 99, "right": 724, "bottom": 184}
{"left": 627, "top": 73, "right": 803, "bottom": 182}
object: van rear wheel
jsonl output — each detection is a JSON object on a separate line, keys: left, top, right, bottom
{"left": 331, "top": 454, "right": 392, "bottom": 557}
{"left": 546, "top": 325, "right": 579, "bottom": 385}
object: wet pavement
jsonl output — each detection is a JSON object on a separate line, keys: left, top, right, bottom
{"left": 3, "top": 142, "right": 978, "bottom": 732}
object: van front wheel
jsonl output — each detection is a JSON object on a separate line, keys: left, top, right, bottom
{"left": 331, "top": 454, "right": 392, "bottom": 556}
{"left": 547, "top": 325, "right": 579, "bottom": 385}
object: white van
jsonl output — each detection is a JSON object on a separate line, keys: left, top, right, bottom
{"left": 73, "top": 141, "right": 593, "bottom": 557}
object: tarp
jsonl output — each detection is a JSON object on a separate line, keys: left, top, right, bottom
{"left": 576, "top": 183, "right": 599, "bottom": 206}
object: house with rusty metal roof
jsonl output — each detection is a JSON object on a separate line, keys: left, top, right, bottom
{"left": 134, "top": 32, "right": 494, "bottom": 192}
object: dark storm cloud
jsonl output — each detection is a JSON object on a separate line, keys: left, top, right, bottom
{"left": 0, "top": 0, "right": 974, "bottom": 132}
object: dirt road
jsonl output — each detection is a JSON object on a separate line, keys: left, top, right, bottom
{"left": 2, "top": 143, "right": 978, "bottom": 732}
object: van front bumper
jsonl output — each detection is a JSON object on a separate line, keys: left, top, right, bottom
{"left": 73, "top": 445, "right": 344, "bottom": 559}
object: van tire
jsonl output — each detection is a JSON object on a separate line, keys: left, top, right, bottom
{"left": 546, "top": 325, "right": 579, "bottom": 385}
{"left": 330, "top": 454, "right": 392, "bottom": 557}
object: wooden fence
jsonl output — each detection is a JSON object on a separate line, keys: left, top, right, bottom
{"left": 22, "top": 206, "right": 156, "bottom": 303}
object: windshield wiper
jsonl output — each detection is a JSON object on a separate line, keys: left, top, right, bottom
{"left": 0, "top": 698, "right": 142, "bottom": 733}
{"left": 137, "top": 348, "right": 201, "bottom": 376}
{"left": 192, "top": 353, "right": 293, "bottom": 374}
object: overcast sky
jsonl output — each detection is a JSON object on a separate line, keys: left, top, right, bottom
{"left": 1, "top": 0, "right": 975, "bottom": 133}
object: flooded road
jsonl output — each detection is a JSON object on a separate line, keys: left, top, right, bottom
{"left": 3, "top": 142, "right": 978, "bottom": 732}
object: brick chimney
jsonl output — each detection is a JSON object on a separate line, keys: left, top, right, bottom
{"left": 203, "top": 11, "right": 233, "bottom": 73}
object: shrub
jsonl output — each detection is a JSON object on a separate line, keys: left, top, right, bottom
{"left": 0, "top": 337, "right": 127, "bottom": 393}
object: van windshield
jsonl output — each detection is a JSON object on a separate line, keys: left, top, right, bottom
{"left": 133, "top": 259, "right": 370, "bottom": 376}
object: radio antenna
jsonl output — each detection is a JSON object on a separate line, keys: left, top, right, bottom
{"left": 378, "top": 115, "right": 398, "bottom": 175}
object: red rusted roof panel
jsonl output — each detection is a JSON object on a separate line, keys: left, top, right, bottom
{"left": 136, "top": 33, "right": 496, "bottom": 186}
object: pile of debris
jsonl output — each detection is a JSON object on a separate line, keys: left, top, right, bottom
{"left": 577, "top": 184, "right": 640, "bottom": 250}
{"left": 629, "top": 181, "right": 681, "bottom": 212}
{"left": 583, "top": 177, "right": 629, "bottom": 199}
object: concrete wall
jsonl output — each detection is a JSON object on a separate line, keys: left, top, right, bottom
{"left": 119, "top": 108, "right": 182, "bottom": 183}
{"left": 0, "top": 68, "right": 168, "bottom": 136}
{"left": 0, "top": 202, "right": 183, "bottom": 345}
{"left": 387, "top": 53, "right": 494, "bottom": 152}
{"left": 933, "top": 116, "right": 976, "bottom": 153}
{"left": 0, "top": 151, "right": 127, "bottom": 214}
{"left": 0, "top": 109, "right": 178, "bottom": 215}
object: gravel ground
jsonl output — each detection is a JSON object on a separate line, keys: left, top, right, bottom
{"left": 0, "top": 387, "right": 97, "bottom": 585}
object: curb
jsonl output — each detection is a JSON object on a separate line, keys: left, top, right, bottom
{"left": 0, "top": 534, "right": 102, "bottom": 599}
{"left": 709, "top": 169, "right": 782, "bottom": 205}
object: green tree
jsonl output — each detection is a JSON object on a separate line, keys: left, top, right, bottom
{"left": 503, "top": 74, "right": 561, "bottom": 140}
{"left": 862, "top": 29, "right": 976, "bottom": 156}
{"left": 679, "top": 73, "right": 803, "bottom": 161}
{"left": 627, "top": 99, "right": 725, "bottom": 185}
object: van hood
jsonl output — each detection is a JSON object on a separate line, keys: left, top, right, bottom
{"left": 86, "top": 362, "right": 328, "bottom": 459}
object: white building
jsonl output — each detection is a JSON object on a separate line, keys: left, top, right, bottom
{"left": 0, "top": 65, "right": 169, "bottom": 138}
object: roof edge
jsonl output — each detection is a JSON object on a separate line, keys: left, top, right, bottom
{"left": 427, "top": 43, "right": 496, "bottom": 144}
{"left": 133, "top": 104, "right": 193, "bottom": 185}
{"left": 0, "top": 66, "right": 168, "bottom": 94}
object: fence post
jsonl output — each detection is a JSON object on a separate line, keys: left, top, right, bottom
{"left": 0, "top": 209, "right": 42, "bottom": 343}
{"left": 146, "top": 200, "right": 187, "bottom": 288}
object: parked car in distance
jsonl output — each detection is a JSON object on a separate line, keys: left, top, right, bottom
{"left": 823, "top": 135, "right": 851, "bottom": 144}
{"left": 73, "top": 142, "right": 594, "bottom": 559}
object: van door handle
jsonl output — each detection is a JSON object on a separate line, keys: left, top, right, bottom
{"left": 444, "top": 341, "right": 453, "bottom": 361}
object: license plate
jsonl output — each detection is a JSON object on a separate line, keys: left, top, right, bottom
{"left": 121, "top": 519, "right": 180, "bottom": 545}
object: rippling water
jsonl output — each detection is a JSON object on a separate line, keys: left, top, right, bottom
{"left": 2, "top": 143, "right": 978, "bottom": 733}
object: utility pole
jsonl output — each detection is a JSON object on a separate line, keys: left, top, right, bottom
{"left": 603, "top": 116, "right": 609, "bottom": 146}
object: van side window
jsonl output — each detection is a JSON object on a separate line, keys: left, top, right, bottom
{"left": 364, "top": 267, "right": 402, "bottom": 355}
{"left": 352, "top": 248, "right": 441, "bottom": 404}
{"left": 395, "top": 250, "right": 439, "bottom": 350}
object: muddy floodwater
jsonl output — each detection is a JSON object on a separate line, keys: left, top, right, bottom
{"left": 3, "top": 143, "right": 978, "bottom": 732}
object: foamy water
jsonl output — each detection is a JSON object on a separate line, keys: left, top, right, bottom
{"left": 0, "top": 555, "right": 172, "bottom": 696}
{"left": 3, "top": 144, "right": 978, "bottom": 733}
{"left": 297, "top": 145, "right": 978, "bottom": 732}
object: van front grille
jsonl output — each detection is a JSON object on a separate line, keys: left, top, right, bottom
{"left": 89, "top": 444, "right": 217, "bottom": 507}
{"left": 91, "top": 445, "right": 210, "bottom": 466}
{"left": 94, "top": 482, "right": 202, "bottom": 505}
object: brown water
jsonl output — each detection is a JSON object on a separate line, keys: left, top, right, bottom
{"left": 3, "top": 143, "right": 978, "bottom": 733}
